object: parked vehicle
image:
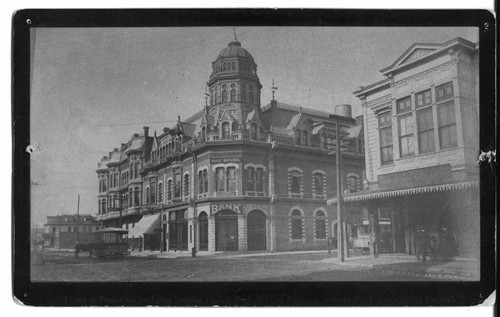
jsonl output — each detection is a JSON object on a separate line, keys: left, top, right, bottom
{"left": 75, "top": 228, "right": 129, "bottom": 258}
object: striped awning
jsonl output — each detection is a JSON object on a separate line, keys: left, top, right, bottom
{"left": 342, "top": 180, "right": 479, "bottom": 203}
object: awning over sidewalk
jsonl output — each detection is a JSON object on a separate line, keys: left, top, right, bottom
{"left": 128, "top": 214, "right": 161, "bottom": 237}
{"left": 342, "top": 180, "right": 479, "bottom": 203}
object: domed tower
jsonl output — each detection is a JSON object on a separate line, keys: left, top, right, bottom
{"left": 206, "top": 35, "right": 264, "bottom": 139}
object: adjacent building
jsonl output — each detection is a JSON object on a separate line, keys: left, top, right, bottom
{"left": 349, "top": 37, "right": 480, "bottom": 258}
{"left": 42, "top": 214, "right": 103, "bottom": 248}
{"left": 95, "top": 36, "right": 365, "bottom": 253}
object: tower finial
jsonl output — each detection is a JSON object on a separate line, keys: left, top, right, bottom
{"left": 204, "top": 84, "right": 209, "bottom": 108}
{"left": 271, "top": 79, "right": 278, "bottom": 102}
{"left": 233, "top": 26, "right": 238, "bottom": 41}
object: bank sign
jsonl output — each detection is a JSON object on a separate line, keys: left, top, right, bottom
{"left": 210, "top": 157, "right": 241, "bottom": 164}
{"left": 210, "top": 203, "right": 242, "bottom": 215}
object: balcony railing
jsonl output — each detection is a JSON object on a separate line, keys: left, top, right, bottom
{"left": 267, "top": 134, "right": 295, "bottom": 146}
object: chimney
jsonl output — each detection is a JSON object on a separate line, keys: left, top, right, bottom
{"left": 143, "top": 126, "right": 149, "bottom": 138}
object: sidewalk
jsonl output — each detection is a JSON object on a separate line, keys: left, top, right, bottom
{"left": 322, "top": 253, "right": 480, "bottom": 281}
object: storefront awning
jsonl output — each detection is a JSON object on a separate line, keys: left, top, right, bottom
{"left": 127, "top": 214, "right": 161, "bottom": 237}
{"left": 342, "top": 180, "right": 479, "bottom": 203}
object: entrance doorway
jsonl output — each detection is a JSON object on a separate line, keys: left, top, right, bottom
{"left": 198, "top": 212, "right": 208, "bottom": 251}
{"left": 169, "top": 210, "right": 188, "bottom": 251}
{"left": 247, "top": 210, "right": 267, "bottom": 251}
{"left": 215, "top": 210, "right": 238, "bottom": 251}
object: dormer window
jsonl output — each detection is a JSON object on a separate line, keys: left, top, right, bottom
{"left": 251, "top": 123, "right": 258, "bottom": 140}
{"left": 221, "top": 122, "right": 230, "bottom": 139}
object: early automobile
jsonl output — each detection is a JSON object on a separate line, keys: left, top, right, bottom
{"left": 75, "top": 228, "right": 130, "bottom": 258}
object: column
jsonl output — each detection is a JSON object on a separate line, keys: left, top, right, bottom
{"left": 208, "top": 216, "right": 216, "bottom": 252}
{"left": 238, "top": 214, "right": 247, "bottom": 252}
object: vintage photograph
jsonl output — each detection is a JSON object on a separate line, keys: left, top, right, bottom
{"left": 27, "top": 24, "right": 484, "bottom": 284}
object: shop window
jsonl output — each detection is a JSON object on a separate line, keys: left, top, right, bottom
{"left": 290, "top": 209, "right": 303, "bottom": 240}
{"left": 417, "top": 107, "right": 435, "bottom": 153}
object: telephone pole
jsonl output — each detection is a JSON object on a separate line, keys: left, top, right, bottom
{"left": 335, "top": 122, "right": 345, "bottom": 262}
{"left": 76, "top": 195, "right": 80, "bottom": 244}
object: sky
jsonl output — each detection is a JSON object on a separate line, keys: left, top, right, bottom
{"left": 29, "top": 26, "right": 478, "bottom": 226}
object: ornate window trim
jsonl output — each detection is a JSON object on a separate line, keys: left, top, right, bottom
{"left": 288, "top": 167, "right": 304, "bottom": 198}
{"left": 313, "top": 208, "right": 328, "bottom": 241}
{"left": 289, "top": 207, "right": 305, "bottom": 242}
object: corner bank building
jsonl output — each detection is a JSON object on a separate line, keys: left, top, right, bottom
{"left": 96, "top": 37, "right": 365, "bottom": 253}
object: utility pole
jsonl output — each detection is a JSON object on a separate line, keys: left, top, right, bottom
{"left": 335, "top": 122, "right": 345, "bottom": 262}
{"left": 76, "top": 195, "right": 80, "bottom": 244}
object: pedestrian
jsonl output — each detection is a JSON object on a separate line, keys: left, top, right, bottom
{"left": 415, "top": 226, "right": 430, "bottom": 262}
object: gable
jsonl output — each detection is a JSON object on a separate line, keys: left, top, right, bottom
{"left": 286, "top": 113, "right": 310, "bottom": 131}
{"left": 400, "top": 48, "right": 437, "bottom": 65}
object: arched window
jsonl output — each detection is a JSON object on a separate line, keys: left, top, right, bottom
{"left": 211, "top": 93, "right": 214, "bottom": 106}
{"left": 295, "top": 130, "right": 301, "bottom": 145}
{"left": 232, "top": 121, "right": 239, "bottom": 132}
{"left": 226, "top": 167, "right": 237, "bottom": 192}
{"left": 348, "top": 175, "right": 360, "bottom": 193}
{"left": 249, "top": 92, "right": 254, "bottom": 104}
{"left": 215, "top": 167, "right": 225, "bottom": 192}
{"left": 203, "top": 170, "right": 208, "bottom": 194}
{"left": 241, "top": 90, "right": 246, "bottom": 102}
{"left": 134, "top": 187, "right": 140, "bottom": 206}
{"left": 167, "top": 180, "right": 173, "bottom": 201}
{"left": 255, "top": 168, "right": 263, "bottom": 192}
{"left": 198, "top": 171, "right": 204, "bottom": 194}
{"left": 313, "top": 172, "right": 325, "bottom": 196}
{"left": 289, "top": 170, "right": 302, "bottom": 195}
{"left": 231, "top": 62, "right": 236, "bottom": 70}
{"left": 251, "top": 123, "right": 258, "bottom": 140}
{"left": 201, "top": 126, "right": 206, "bottom": 141}
{"left": 183, "top": 174, "right": 190, "bottom": 197}
{"left": 158, "top": 182, "right": 164, "bottom": 203}
{"left": 151, "top": 181, "right": 156, "bottom": 204}
{"left": 230, "top": 89, "right": 236, "bottom": 102}
{"left": 145, "top": 187, "right": 150, "bottom": 205}
{"left": 221, "top": 122, "right": 230, "bottom": 139}
{"left": 223, "top": 63, "right": 227, "bottom": 71}
{"left": 302, "top": 130, "right": 308, "bottom": 146}
{"left": 222, "top": 90, "right": 227, "bottom": 102}
{"left": 315, "top": 210, "right": 327, "bottom": 239}
{"left": 291, "top": 209, "right": 303, "bottom": 240}
{"left": 246, "top": 167, "right": 254, "bottom": 192}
